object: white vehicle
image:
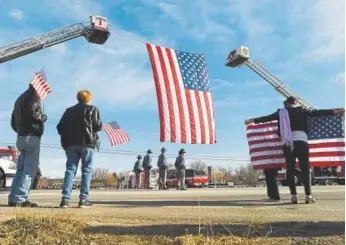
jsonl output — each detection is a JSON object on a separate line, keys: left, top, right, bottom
{"left": 0, "top": 158, "right": 16, "bottom": 188}
{"left": 0, "top": 147, "right": 17, "bottom": 189}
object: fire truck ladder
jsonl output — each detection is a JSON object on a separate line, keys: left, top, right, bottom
{"left": 225, "top": 46, "right": 317, "bottom": 110}
{"left": 0, "top": 16, "right": 110, "bottom": 64}
{"left": 245, "top": 59, "right": 317, "bottom": 110}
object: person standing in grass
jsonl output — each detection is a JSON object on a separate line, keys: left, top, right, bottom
{"left": 57, "top": 90, "right": 102, "bottom": 208}
{"left": 8, "top": 84, "right": 48, "bottom": 207}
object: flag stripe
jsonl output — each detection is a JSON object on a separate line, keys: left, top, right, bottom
{"left": 167, "top": 48, "right": 186, "bottom": 143}
{"left": 30, "top": 70, "right": 51, "bottom": 100}
{"left": 156, "top": 46, "right": 176, "bottom": 142}
{"left": 195, "top": 90, "right": 206, "bottom": 144}
{"left": 146, "top": 43, "right": 215, "bottom": 144}
{"left": 146, "top": 44, "right": 165, "bottom": 142}
{"left": 204, "top": 92, "right": 213, "bottom": 144}
{"left": 171, "top": 50, "right": 191, "bottom": 143}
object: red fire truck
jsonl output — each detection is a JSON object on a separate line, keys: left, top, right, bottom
{"left": 166, "top": 168, "right": 209, "bottom": 188}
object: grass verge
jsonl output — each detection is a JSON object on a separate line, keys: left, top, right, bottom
{"left": 0, "top": 211, "right": 344, "bottom": 245}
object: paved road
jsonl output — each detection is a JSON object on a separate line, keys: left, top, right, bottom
{"left": 0, "top": 186, "right": 344, "bottom": 237}
{"left": 0, "top": 186, "right": 344, "bottom": 206}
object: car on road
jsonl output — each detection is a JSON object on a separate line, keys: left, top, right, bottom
{"left": 0, "top": 158, "right": 16, "bottom": 189}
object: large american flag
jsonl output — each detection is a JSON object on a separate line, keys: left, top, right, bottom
{"left": 246, "top": 115, "right": 345, "bottom": 169}
{"left": 30, "top": 69, "right": 51, "bottom": 100}
{"left": 102, "top": 121, "right": 130, "bottom": 146}
{"left": 146, "top": 43, "right": 216, "bottom": 144}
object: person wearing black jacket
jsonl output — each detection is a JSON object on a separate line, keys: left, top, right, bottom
{"left": 57, "top": 90, "right": 102, "bottom": 208}
{"left": 9, "top": 84, "right": 47, "bottom": 207}
{"left": 246, "top": 96, "right": 344, "bottom": 204}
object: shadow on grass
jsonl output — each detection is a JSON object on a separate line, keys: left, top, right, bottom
{"left": 91, "top": 199, "right": 294, "bottom": 207}
{"left": 86, "top": 221, "right": 345, "bottom": 238}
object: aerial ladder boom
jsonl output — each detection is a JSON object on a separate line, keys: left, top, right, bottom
{"left": 0, "top": 15, "right": 111, "bottom": 64}
{"left": 225, "top": 46, "right": 317, "bottom": 110}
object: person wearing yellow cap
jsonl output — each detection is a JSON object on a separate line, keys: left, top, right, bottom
{"left": 57, "top": 90, "right": 102, "bottom": 208}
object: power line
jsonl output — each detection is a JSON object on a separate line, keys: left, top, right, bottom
{"left": 0, "top": 117, "right": 250, "bottom": 161}
{"left": 0, "top": 141, "right": 250, "bottom": 162}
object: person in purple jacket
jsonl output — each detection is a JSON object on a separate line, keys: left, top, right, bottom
{"left": 246, "top": 96, "right": 344, "bottom": 204}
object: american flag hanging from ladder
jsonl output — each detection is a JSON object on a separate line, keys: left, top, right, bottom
{"left": 102, "top": 121, "right": 130, "bottom": 146}
{"left": 246, "top": 115, "right": 345, "bottom": 169}
{"left": 30, "top": 68, "right": 52, "bottom": 100}
{"left": 146, "top": 43, "right": 216, "bottom": 144}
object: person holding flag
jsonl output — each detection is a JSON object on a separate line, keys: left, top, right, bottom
{"left": 245, "top": 96, "right": 344, "bottom": 204}
{"left": 8, "top": 69, "right": 50, "bottom": 207}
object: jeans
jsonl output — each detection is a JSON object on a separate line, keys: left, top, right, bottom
{"left": 61, "top": 146, "right": 94, "bottom": 201}
{"left": 283, "top": 141, "right": 311, "bottom": 196}
{"left": 8, "top": 136, "right": 40, "bottom": 203}
{"left": 264, "top": 168, "right": 280, "bottom": 199}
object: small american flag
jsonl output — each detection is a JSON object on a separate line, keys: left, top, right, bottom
{"left": 102, "top": 121, "right": 130, "bottom": 146}
{"left": 30, "top": 69, "right": 51, "bottom": 100}
{"left": 146, "top": 43, "right": 216, "bottom": 144}
{"left": 246, "top": 115, "right": 345, "bottom": 169}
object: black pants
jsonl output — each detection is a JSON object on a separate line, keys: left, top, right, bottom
{"left": 264, "top": 169, "right": 280, "bottom": 200}
{"left": 283, "top": 141, "right": 311, "bottom": 196}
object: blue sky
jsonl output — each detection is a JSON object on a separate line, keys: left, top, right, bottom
{"left": 0, "top": 0, "right": 344, "bottom": 177}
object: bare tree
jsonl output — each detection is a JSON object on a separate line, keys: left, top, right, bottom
{"left": 189, "top": 160, "right": 207, "bottom": 171}
{"left": 213, "top": 166, "right": 228, "bottom": 184}
{"left": 234, "top": 163, "right": 260, "bottom": 186}
{"left": 92, "top": 168, "right": 110, "bottom": 184}
{"left": 104, "top": 173, "right": 117, "bottom": 186}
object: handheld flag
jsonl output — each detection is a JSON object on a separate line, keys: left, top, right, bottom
{"left": 103, "top": 121, "right": 130, "bottom": 146}
{"left": 246, "top": 115, "right": 345, "bottom": 169}
{"left": 30, "top": 68, "right": 51, "bottom": 100}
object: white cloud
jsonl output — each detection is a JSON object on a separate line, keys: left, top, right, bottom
{"left": 334, "top": 72, "right": 345, "bottom": 85}
{"left": 244, "top": 81, "right": 267, "bottom": 87}
{"left": 132, "top": 0, "right": 235, "bottom": 43}
{"left": 50, "top": 44, "right": 67, "bottom": 54}
{"left": 212, "top": 78, "right": 235, "bottom": 90}
{"left": 9, "top": 9, "right": 24, "bottom": 20}
{"left": 300, "top": 0, "right": 345, "bottom": 61}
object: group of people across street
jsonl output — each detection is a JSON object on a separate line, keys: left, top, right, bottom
{"left": 246, "top": 96, "right": 344, "bottom": 204}
{"left": 133, "top": 148, "right": 187, "bottom": 190}
{"left": 7, "top": 82, "right": 344, "bottom": 209}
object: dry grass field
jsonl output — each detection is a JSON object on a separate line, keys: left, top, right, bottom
{"left": 0, "top": 186, "right": 344, "bottom": 244}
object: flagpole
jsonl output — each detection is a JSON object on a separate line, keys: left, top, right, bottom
{"left": 41, "top": 66, "right": 45, "bottom": 114}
